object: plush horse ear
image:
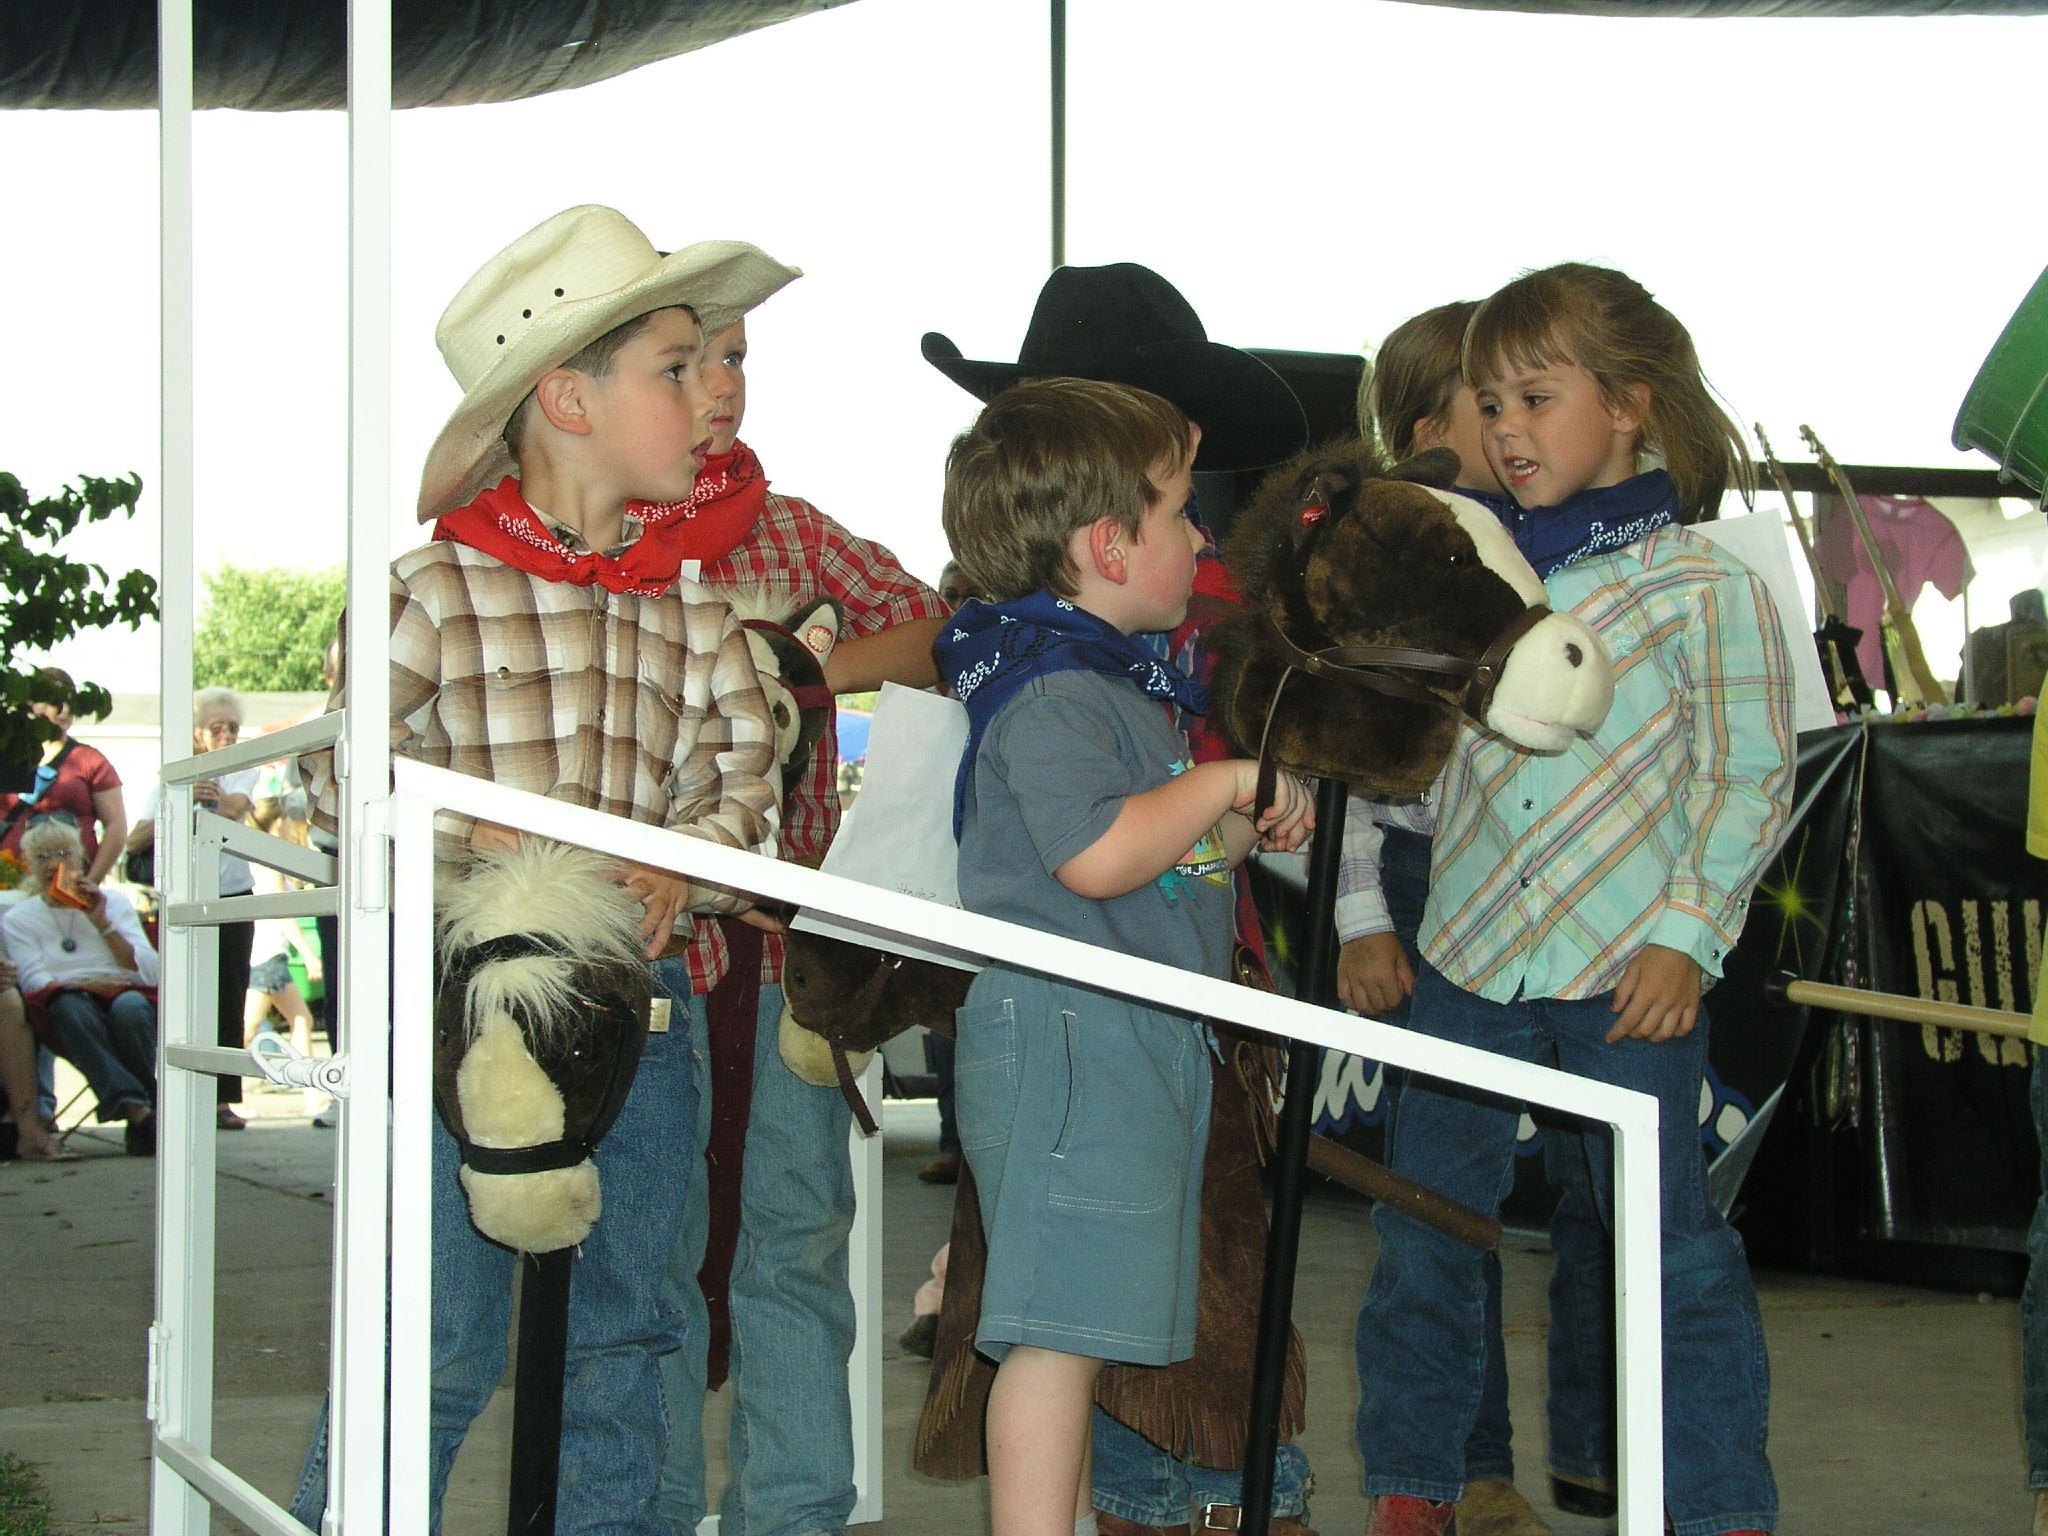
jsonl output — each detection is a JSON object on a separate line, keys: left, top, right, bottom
{"left": 1287, "top": 461, "right": 1358, "bottom": 553}
{"left": 788, "top": 599, "right": 841, "bottom": 669}
{"left": 1386, "top": 445, "right": 1462, "bottom": 489}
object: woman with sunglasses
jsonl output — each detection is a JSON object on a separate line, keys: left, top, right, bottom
{"left": 3, "top": 815, "right": 159, "bottom": 1156}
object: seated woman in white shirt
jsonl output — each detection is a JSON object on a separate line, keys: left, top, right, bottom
{"left": 4, "top": 815, "right": 159, "bottom": 1156}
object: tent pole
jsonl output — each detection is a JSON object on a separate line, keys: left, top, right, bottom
{"left": 1050, "top": 0, "right": 1066, "bottom": 269}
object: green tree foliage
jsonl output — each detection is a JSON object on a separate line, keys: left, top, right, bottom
{"left": 193, "top": 564, "right": 346, "bottom": 693}
{"left": 0, "top": 472, "right": 158, "bottom": 783}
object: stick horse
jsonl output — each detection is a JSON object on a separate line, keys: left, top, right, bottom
{"left": 434, "top": 838, "right": 657, "bottom": 1530}
{"left": 1203, "top": 439, "right": 1616, "bottom": 1535}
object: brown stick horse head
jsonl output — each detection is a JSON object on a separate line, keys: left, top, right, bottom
{"left": 1207, "top": 442, "right": 1615, "bottom": 798}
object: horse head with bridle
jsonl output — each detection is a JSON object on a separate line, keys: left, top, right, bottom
{"left": 1206, "top": 443, "right": 1615, "bottom": 798}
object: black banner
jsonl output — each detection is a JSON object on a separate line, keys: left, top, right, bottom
{"left": 1858, "top": 715, "right": 2045, "bottom": 1249}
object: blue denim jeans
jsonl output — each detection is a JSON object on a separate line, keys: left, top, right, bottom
{"left": 35, "top": 1043, "right": 57, "bottom": 1121}
{"left": 1541, "top": 1117, "right": 1617, "bottom": 1485}
{"left": 46, "top": 989, "right": 155, "bottom": 1118}
{"left": 2022, "top": 1051, "right": 2048, "bottom": 1489}
{"left": 1090, "top": 1406, "right": 1311, "bottom": 1525}
{"left": 288, "top": 972, "right": 703, "bottom": 1536}
{"left": 1355, "top": 964, "right": 1775, "bottom": 1536}
{"left": 1366, "top": 828, "right": 1614, "bottom": 1485}
{"left": 657, "top": 979, "right": 857, "bottom": 1536}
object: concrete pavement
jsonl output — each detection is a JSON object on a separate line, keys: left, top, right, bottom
{"left": 0, "top": 1077, "right": 2033, "bottom": 1533}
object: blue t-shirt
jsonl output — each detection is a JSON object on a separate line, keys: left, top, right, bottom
{"left": 957, "top": 669, "right": 1236, "bottom": 984}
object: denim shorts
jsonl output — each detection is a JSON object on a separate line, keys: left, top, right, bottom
{"left": 250, "top": 952, "right": 293, "bottom": 994}
{"left": 954, "top": 966, "right": 1210, "bottom": 1367}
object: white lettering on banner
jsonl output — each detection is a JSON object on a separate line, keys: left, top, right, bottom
{"left": 1911, "top": 898, "right": 2041, "bottom": 1068}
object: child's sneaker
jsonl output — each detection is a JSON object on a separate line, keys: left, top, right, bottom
{"left": 1455, "top": 1478, "right": 1549, "bottom": 1535}
{"left": 1367, "top": 1494, "right": 1455, "bottom": 1536}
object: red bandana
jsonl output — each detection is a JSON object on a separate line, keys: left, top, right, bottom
{"left": 432, "top": 444, "right": 770, "bottom": 597}
{"left": 632, "top": 439, "right": 769, "bottom": 569}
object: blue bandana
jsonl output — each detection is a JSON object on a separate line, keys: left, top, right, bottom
{"left": 1506, "top": 469, "right": 1680, "bottom": 577}
{"left": 937, "top": 591, "right": 1209, "bottom": 837}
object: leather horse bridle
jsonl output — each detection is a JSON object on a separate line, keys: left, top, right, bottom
{"left": 1248, "top": 479, "right": 1557, "bottom": 816}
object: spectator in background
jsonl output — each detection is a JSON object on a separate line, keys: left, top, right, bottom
{"left": 4, "top": 815, "right": 159, "bottom": 1156}
{"left": 0, "top": 941, "right": 72, "bottom": 1161}
{"left": 310, "top": 625, "right": 342, "bottom": 1106}
{"left": 0, "top": 668, "right": 127, "bottom": 882}
{"left": 0, "top": 667, "right": 129, "bottom": 1130}
{"left": 128, "top": 689, "right": 258, "bottom": 1131}
{"left": 242, "top": 797, "right": 321, "bottom": 1064}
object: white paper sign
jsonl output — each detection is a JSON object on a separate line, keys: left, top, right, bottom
{"left": 1698, "top": 513, "right": 1840, "bottom": 736}
{"left": 791, "top": 682, "right": 982, "bottom": 971}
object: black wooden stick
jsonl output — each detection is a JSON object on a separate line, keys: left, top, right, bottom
{"left": 507, "top": 1247, "right": 574, "bottom": 1535}
{"left": 1238, "top": 777, "right": 1349, "bottom": 1535}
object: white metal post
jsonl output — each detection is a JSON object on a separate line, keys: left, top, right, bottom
{"left": 846, "top": 1057, "right": 885, "bottom": 1525}
{"left": 1612, "top": 1104, "right": 1667, "bottom": 1534}
{"left": 333, "top": 0, "right": 399, "bottom": 1531}
{"left": 150, "top": 2, "right": 213, "bottom": 1532}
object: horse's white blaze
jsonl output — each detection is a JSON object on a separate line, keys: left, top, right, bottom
{"left": 1429, "top": 487, "right": 1549, "bottom": 606}
{"left": 1422, "top": 487, "right": 1616, "bottom": 751}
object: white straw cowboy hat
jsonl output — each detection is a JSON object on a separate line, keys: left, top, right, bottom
{"left": 417, "top": 205, "right": 801, "bottom": 522}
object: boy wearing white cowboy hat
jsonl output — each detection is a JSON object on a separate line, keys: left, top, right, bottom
{"left": 295, "top": 204, "right": 794, "bottom": 1536}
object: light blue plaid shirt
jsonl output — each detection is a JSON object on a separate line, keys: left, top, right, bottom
{"left": 1334, "top": 787, "right": 1439, "bottom": 945}
{"left": 1421, "top": 526, "right": 1795, "bottom": 1003}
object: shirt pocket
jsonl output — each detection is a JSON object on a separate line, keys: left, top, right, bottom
{"left": 438, "top": 664, "right": 564, "bottom": 775}
{"left": 638, "top": 661, "right": 701, "bottom": 797}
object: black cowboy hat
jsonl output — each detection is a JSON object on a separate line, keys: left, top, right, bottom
{"left": 920, "top": 262, "right": 1311, "bottom": 473}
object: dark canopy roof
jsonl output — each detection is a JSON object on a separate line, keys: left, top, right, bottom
{"left": 0, "top": 0, "right": 857, "bottom": 111}
{"left": 4, "top": 0, "right": 2041, "bottom": 111}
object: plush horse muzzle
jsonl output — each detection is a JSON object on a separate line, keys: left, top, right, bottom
{"left": 433, "top": 840, "right": 652, "bottom": 1253}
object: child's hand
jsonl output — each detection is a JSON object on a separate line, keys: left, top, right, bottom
{"left": 1233, "top": 766, "right": 1314, "bottom": 851}
{"left": 619, "top": 865, "right": 692, "bottom": 959}
{"left": 736, "top": 905, "right": 789, "bottom": 934}
{"left": 1337, "top": 932, "right": 1414, "bottom": 1016}
{"left": 1605, "top": 944, "right": 1702, "bottom": 1043}
{"left": 468, "top": 821, "right": 524, "bottom": 856}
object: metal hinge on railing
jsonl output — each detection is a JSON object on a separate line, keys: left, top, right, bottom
{"left": 146, "top": 1323, "right": 166, "bottom": 1426}
{"left": 249, "top": 1035, "right": 350, "bottom": 1100}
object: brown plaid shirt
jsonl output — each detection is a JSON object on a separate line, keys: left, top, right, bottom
{"left": 307, "top": 536, "right": 780, "bottom": 987}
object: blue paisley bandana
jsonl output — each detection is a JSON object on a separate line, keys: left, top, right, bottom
{"left": 1508, "top": 468, "right": 1681, "bottom": 578}
{"left": 936, "top": 590, "right": 1209, "bottom": 837}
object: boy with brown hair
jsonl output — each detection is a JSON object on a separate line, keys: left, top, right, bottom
{"left": 934, "top": 376, "right": 1312, "bottom": 1536}
{"left": 296, "top": 205, "right": 792, "bottom": 1535}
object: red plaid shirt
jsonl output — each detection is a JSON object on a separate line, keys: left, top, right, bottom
{"left": 677, "top": 488, "right": 948, "bottom": 994}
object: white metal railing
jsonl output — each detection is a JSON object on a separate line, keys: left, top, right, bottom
{"left": 386, "top": 761, "right": 1670, "bottom": 1536}
{"left": 149, "top": 704, "right": 346, "bottom": 1536}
